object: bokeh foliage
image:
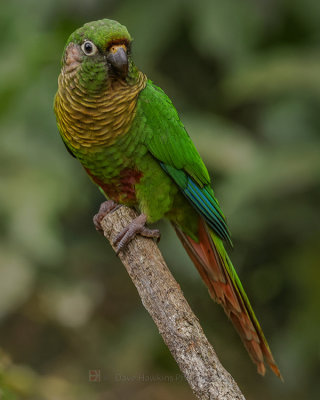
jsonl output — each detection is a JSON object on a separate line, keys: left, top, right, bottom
{"left": 0, "top": 0, "right": 319, "bottom": 399}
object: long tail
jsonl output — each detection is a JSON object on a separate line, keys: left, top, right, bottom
{"left": 173, "top": 218, "right": 282, "bottom": 378}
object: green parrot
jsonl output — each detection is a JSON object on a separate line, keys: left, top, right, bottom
{"left": 54, "top": 19, "right": 281, "bottom": 378}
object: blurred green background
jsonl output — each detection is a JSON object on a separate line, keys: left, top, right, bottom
{"left": 1, "top": 0, "right": 320, "bottom": 399}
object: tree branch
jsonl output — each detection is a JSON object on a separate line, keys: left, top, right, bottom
{"left": 98, "top": 205, "right": 246, "bottom": 400}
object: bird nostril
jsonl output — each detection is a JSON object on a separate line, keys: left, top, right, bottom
{"left": 109, "top": 44, "right": 127, "bottom": 54}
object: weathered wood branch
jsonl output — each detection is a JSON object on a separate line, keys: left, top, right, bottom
{"left": 98, "top": 205, "right": 246, "bottom": 400}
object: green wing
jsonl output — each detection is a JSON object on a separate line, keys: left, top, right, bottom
{"left": 138, "top": 80, "right": 232, "bottom": 244}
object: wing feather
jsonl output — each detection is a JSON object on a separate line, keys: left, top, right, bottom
{"left": 139, "top": 81, "right": 231, "bottom": 243}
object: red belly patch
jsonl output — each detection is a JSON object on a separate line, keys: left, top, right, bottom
{"left": 85, "top": 167, "right": 143, "bottom": 204}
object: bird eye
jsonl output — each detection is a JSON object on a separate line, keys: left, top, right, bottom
{"left": 81, "top": 40, "right": 98, "bottom": 56}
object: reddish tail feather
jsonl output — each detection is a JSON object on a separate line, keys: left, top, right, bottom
{"left": 173, "top": 217, "right": 282, "bottom": 379}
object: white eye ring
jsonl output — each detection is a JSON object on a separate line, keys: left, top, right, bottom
{"left": 81, "top": 40, "right": 98, "bottom": 56}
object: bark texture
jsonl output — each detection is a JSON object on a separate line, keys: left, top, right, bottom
{"left": 99, "top": 205, "right": 246, "bottom": 400}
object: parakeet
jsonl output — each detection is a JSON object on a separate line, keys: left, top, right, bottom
{"left": 54, "top": 19, "right": 281, "bottom": 378}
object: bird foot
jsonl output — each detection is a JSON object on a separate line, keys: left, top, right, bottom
{"left": 93, "top": 200, "right": 121, "bottom": 232}
{"left": 113, "top": 213, "right": 161, "bottom": 254}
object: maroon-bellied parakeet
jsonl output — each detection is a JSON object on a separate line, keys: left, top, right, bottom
{"left": 54, "top": 19, "right": 281, "bottom": 378}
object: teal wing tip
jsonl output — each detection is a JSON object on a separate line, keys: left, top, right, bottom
{"left": 185, "top": 178, "right": 233, "bottom": 245}
{"left": 160, "top": 162, "right": 233, "bottom": 245}
{"left": 226, "top": 232, "right": 234, "bottom": 248}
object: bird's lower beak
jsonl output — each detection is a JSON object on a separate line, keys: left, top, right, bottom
{"left": 107, "top": 45, "right": 128, "bottom": 76}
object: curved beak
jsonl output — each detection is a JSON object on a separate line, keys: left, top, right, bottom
{"left": 106, "top": 45, "right": 128, "bottom": 76}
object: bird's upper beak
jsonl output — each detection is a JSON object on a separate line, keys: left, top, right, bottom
{"left": 106, "top": 44, "right": 128, "bottom": 77}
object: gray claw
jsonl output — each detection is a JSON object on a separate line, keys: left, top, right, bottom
{"left": 93, "top": 200, "right": 121, "bottom": 232}
{"left": 113, "top": 213, "right": 161, "bottom": 254}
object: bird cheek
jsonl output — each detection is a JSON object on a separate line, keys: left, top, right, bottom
{"left": 64, "top": 43, "right": 82, "bottom": 74}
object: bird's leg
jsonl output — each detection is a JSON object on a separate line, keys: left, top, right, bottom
{"left": 113, "top": 213, "right": 161, "bottom": 254}
{"left": 93, "top": 200, "right": 121, "bottom": 232}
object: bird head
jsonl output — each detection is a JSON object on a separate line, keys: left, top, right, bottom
{"left": 61, "top": 19, "right": 136, "bottom": 92}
